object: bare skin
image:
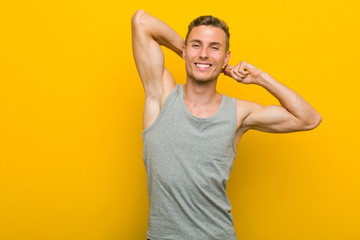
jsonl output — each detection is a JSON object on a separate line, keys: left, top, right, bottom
{"left": 131, "top": 10, "right": 322, "bottom": 147}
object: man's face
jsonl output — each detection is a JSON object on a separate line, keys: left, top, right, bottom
{"left": 183, "top": 25, "right": 230, "bottom": 83}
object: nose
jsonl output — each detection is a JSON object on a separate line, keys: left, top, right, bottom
{"left": 199, "top": 47, "right": 208, "bottom": 59}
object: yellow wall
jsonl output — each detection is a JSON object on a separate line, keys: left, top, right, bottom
{"left": 1, "top": 0, "right": 359, "bottom": 239}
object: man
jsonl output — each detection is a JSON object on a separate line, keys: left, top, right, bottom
{"left": 131, "top": 10, "right": 322, "bottom": 240}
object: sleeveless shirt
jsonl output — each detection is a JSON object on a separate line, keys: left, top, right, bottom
{"left": 142, "top": 84, "right": 238, "bottom": 240}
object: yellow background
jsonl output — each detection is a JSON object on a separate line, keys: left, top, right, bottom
{"left": 1, "top": 0, "right": 359, "bottom": 239}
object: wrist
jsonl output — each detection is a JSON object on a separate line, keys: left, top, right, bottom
{"left": 256, "top": 71, "right": 272, "bottom": 86}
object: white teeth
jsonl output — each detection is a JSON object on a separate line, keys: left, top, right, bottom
{"left": 196, "top": 63, "right": 211, "bottom": 68}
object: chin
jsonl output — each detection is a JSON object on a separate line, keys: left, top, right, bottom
{"left": 195, "top": 77, "right": 216, "bottom": 83}
{"left": 191, "top": 73, "right": 221, "bottom": 83}
{"left": 185, "top": 66, "right": 222, "bottom": 83}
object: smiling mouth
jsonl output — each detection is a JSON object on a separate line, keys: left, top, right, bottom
{"left": 195, "top": 63, "right": 212, "bottom": 70}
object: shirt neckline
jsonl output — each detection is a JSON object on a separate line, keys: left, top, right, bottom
{"left": 179, "top": 84, "right": 226, "bottom": 122}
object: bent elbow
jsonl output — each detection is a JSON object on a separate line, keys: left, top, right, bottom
{"left": 131, "top": 10, "right": 146, "bottom": 28}
{"left": 305, "top": 114, "right": 323, "bottom": 130}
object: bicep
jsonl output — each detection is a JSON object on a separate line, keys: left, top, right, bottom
{"left": 241, "top": 102, "right": 307, "bottom": 133}
{"left": 131, "top": 10, "right": 166, "bottom": 97}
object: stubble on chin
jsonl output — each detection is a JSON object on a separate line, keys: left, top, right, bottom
{"left": 186, "top": 67, "right": 222, "bottom": 84}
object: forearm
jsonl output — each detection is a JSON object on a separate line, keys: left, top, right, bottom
{"left": 132, "top": 10, "right": 184, "bottom": 57}
{"left": 257, "top": 72, "right": 322, "bottom": 127}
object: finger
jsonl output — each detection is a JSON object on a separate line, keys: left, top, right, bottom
{"left": 230, "top": 63, "right": 245, "bottom": 80}
{"left": 227, "top": 65, "right": 234, "bottom": 71}
{"left": 228, "top": 67, "right": 241, "bottom": 81}
{"left": 239, "top": 61, "right": 250, "bottom": 74}
{"left": 227, "top": 68, "right": 236, "bottom": 79}
{"left": 234, "top": 63, "right": 241, "bottom": 72}
{"left": 232, "top": 63, "right": 241, "bottom": 76}
{"left": 230, "top": 70, "right": 246, "bottom": 82}
{"left": 242, "top": 61, "right": 256, "bottom": 73}
{"left": 239, "top": 69, "right": 249, "bottom": 76}
{"left": 224, "top": 65, "right": 233, "bottom": 75}
{"left": 239, "top": 66, "right": 249, "bottom": 75}
{"left": 233, "top": 70, "right": 245, "bottom": 79}
{"left": 234, "top": 63, "right": 248, "bottom": 78}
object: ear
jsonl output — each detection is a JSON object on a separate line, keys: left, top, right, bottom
{"left": 223, "top": 50, "right": 231, "bottom": 67}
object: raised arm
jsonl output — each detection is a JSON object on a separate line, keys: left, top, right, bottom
{"left": 224, "top": 61, "right": 322, "bottom": 133}
{"left": 131, "top": 10, "right": 184, "bottom": 129}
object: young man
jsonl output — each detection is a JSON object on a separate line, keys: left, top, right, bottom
{"left": 131, "top": 10, "right": 322, "bottom": 240}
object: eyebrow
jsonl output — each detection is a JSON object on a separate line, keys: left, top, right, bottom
{"left": 190, "top": 39, "right": 222, "bottom": 46}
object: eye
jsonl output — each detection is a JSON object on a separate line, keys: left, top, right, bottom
{"left": 211, "top": 46, "right": 219, "bottom": 50}
{"left": 192, "top": 44, "right": 200, "bottom": 48}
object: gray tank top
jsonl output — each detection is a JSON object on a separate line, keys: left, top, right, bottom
{"left": 143, "top": 84, "right": 237, "bottom": 240}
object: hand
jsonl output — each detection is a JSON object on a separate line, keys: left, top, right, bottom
{"left": 223, "top": 61, "right": 264, "bottom": 84}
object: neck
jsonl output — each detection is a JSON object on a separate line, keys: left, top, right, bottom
{"left": 183, "top": 77, "right": 220, "bottom": 106}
